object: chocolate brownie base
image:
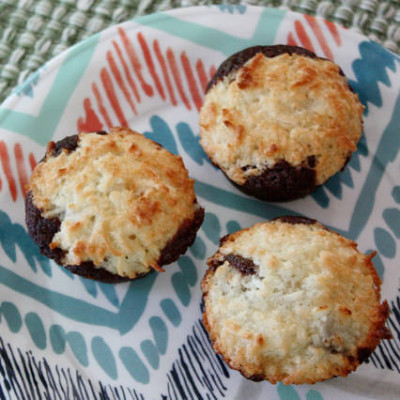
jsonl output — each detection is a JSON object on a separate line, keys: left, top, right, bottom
{"left": 158, "top": 205, "right": 205, "bottom": 265}
{"left": 235, "top": 158, "right": 317, "bottom": 202}
{"left": 64, "top": 262, "right": 131, "bottom": 283}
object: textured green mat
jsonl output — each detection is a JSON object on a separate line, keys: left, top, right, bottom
{"left": 1, "top": 0, "right": 400, "bottom": 104}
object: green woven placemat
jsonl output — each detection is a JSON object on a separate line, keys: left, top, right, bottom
{"left": 1, "top": 0, "right": 400, "bottom": 104}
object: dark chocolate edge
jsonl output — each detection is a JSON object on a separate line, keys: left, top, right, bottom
{"left": 206, "top": 45, "right": 318, "bottom": 93}
{"left": 40, "top": 131, "right": 108, "bottom": 162}
{"left": 239, "top": 158, "right": 317, "bottom": 202}
{"left": 232, "top": 151, "right": 352, "bottom": 202}
{"left": 158, "top": 204, "right": 205, "bottom": 265}
{"left": 272, "top": 215, "right": 318, "bottom": 225}
{"left": 50, "top": 135, "right": 80, "bottom": 157}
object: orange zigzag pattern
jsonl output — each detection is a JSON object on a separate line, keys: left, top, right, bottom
{"left": 0, "top": 141, "right": 36, "bottom": 202}
{"left": 286, "top": 14, "right": 342, "bottom": 58}
{"left": 77, "top": 28, "right": 217, "bottom": 132}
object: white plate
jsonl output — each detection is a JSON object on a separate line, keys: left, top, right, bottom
{"left": 0, "top": 5, "right": 399, "bottom": 400}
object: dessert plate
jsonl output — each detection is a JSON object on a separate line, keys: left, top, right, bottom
{"left": 0, "top": 5, "right": 399, "bottom": 399}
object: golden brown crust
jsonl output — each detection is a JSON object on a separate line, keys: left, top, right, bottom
{"left": 201, "top": 217, "right": 391, "bottom": 384}
{"left": 27, "top": 127, "right": 203, "bottom": 279}
{"left": 199, "top": 49, "right": 364, "bottom": 201}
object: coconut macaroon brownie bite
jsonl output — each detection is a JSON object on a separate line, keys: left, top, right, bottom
{"left": 202, "top": 217, "right": 391, "bottom": 384}
{"left": 25, "top": 127, "right": 204, "bottom": 283}
{"left": 199, "top": 45, "right": 364, "bottom": 201}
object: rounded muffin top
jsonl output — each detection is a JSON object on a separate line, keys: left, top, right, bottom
{"left": 202, "top": 217, "right": 390, "bottom": 384}
{"left": 199, "top": 50, "right": 364, "bottom": 187}
{"left": 28, "top": 127, "right": 199, "bottom": 278}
